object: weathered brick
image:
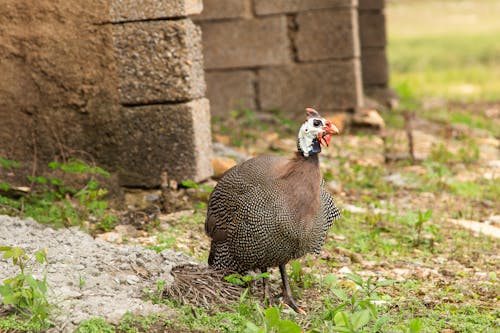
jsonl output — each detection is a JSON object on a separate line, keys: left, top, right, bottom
{"left": 358, "top": 0, "right": 384, "bottom": 10}
{"left": 295, "top": 8, "right": 359, "bottom": 61}
{"left": 109, "top": 0, "right": 203, "bottom": 22}
{"left": 206, "top": 71, "right": 256, "bottom": 117}
{"left": 200, "top": 16, "right": 290, "bottom": 69}
{"left": 259, "top": 61, "right": 363, "bottom": 115}
{"left": 104, "top": 99, "right": 213, "bottom": 187}
{"left": 112, "top": 19, "right": 205, "bottom": 105}
{"left": 361, "top": 47, "right": 388, "bottom": 85}
{"left": 359, "top": 12, "right": 386, "bottom": 47}
{"left": 254, "top": 0, "right": 354, "bottom": 15}
{"left": 193, "top": 0, "right": 250, "bottom": 21}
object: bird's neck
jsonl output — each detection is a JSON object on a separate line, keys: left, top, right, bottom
{"left": 278, "top": 152, "right": 321, "bottom": 224}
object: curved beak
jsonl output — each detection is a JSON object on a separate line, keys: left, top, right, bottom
{"left": 318, "top": 121, "right": 339, "bottom": 147}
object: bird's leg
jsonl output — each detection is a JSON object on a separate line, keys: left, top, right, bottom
{"left": 260, "top": 268, "right": 272, "bottom": 306}
{"left": 279, "top": 264, "right": 305, "bottom": 314}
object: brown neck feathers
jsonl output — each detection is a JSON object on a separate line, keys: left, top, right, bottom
{"left": 278, "top": 152, "right": 321, "bottom": 224}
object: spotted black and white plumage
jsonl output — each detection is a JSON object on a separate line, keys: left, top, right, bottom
{"left": 205, "top": 108, "right": 340, "bottom": 312}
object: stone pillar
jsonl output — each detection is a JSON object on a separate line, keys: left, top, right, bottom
{"left": 103, "top": 0, "right": 213, "bottom": 186}
{"left": 358, "top": 0, "right": 391, "bottom": 104}
{"left": 0, "top": 0, "right": 213, "bottom": 191}
{"left": 195, "top": 0, "right": 363, "bottom": 118}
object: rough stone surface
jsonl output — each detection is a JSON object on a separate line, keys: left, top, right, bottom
{"left": 200, "top": 16, "right": 290, "bottom": 69}
{"left": 254, "top": 0, "right": 354, "bottom": 15}
{"left": 361, "top": 47, "right": 389, "bottom": 85}
{"left": 94, "top": 98, "right": 213, "bottom": 187}
{"left": 359, "top": 12, "right": 386, "bottom": 47}
{"left": 0, "top": 215, "right": 196, "bottom": 332}
{"left": 358, "top": 0, "right": 384, "bottom": 10}
{"left": 112, "top": 19, "right": 205, "bottom": 105}
{"left": 296, "top": 8, "right": 359, "bottom": 61}
{"left": 259, "top": 61, "right": 363, "bottom": 115}
{"left": 194, "top": 0, "right": 250, "bottom": 21}
{"left": 0, "top": 0, "right": 120, "bottom": 187}
{"left": 109, "top": 0, "right": 203, "bottom": 22}
{"left": 206, "top": 70, "right": 256, "bottom": 117}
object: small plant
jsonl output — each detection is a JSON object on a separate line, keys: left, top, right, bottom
{"left": 224, "top": 272, "right": 270, "bottom": 288}
{"left": 0, "top": 157, "right": 117, "bottom": 231}
{"left": 75, "top": 317, "right": 115, "bottom": 333}
{"left": 0, "top": 246, "right": 52, "bottom": 329}
{"left": 396, "top": 318, "right": 423, "bottom": 333}
{"left": 245, "top": 306, "right": 301, "bottom": 333}
{"left": 323, "top": 273, "right": 395, "bottom": 332}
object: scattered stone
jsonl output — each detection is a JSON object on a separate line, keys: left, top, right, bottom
{"left": 211, "top": 157, "right": 237, "bottom": 178}
{"left": 339, "top": 266, "right": 353, "bottom": 275}
{"left": 124, "top": 189, "right": 162, "bottom": 210}
{"left": 324, "top": 112, "right": 347, "bottom": 134}
{"left": 440, "top": 329, "right": 455, "bottom": 333}
{"left": 485, "top": 215, "right": 500, "bottom": 226}
{"left": 351, "top": 108, "right": 386, "bottom": 131}
{"left": 213, "top": 133, "right": 231, "bottom": 145}
{"left": 271, "top": 138, "right": 296, "bottom": 152}
{"left": 327, "top": 180, "right": 343, "bottom": 194}
{"left": 114, "top": 224, "right": 141, "bottom": 238}
{"left": 96, "top": 231, "right": 123, "bottom": 244}
{"left": 383, "top": 173, "right": 407, "bottom": 187}
{"left": 448, "top": 219, "right": 500, "bottom": 239}
{"left": 212, "top": 142, "right": 249, "bottom": 162}
{"left": 343, "top": 204, "right": 367, "bottom": 214}
{"left": 0, "top": 215, "right": 194, "bottom": 331}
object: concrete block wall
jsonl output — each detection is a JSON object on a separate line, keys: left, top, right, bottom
{"left": 103, "top": 0, "right": 213, "bottom": 186}
{"left": 0, "top": 0, "right": 213, "bottom": 190}
{"left": 195, "top": 0, "right": 364, "bottom": 118}
{"left": 358, "top": 0, "right": 390, "bottom": 102}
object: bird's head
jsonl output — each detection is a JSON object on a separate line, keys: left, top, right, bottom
{"left": 298, "top": 108, "right": 339, "bottom": 157}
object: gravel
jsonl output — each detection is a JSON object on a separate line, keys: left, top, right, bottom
{"left": 0, "top": 215, "right": 196, "bottom": 332}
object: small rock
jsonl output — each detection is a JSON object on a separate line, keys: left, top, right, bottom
{"left": 114, "top": 225, "right": 140, "bottom": 238}
{"left": 126, "top": 275, "right": 140, "bottom": 285}
{"left": 324, "top": 112, "right": 347, "bottom": 134}
{"left": 339, "top": 266, "right": 353, "bottom": 275}
{"left": 95, "top": 232, "right": 122, "bottom": 244}
{"left": 485, "top": 215, "right": 500, "bottom": 226}
{"left": 383, "top": 173, "right": 407, "bottom": 187}
{"left": 440, "top": 329, "right": 455, "bottom": 333}
{"left": 214, "top": 133, "right": 231, "bottom": 145}
{"left": 271, "top": 138, "right": 296, "bottom": 152}
{"left": 327, "top": 180, "right": 342, "bottom": 194}
{"left": 352, "top": 109, "right": 386, "bottom": 130}
{"left": 211, "top": 157, "right": 237, "bottom": 178}
{"left": 343, "top": 204, "right": 367, "bottom": 214}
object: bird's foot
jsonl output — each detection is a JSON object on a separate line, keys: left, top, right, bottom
{"left": 282, "top": 296, "right": 307, "bottom": 315}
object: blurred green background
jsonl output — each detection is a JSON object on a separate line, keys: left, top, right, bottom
{"left": 387, "top": 0, "right": 500, "bottom": 102}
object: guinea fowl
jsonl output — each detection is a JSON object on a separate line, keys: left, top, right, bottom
{"left": 205, "top": 108, "right": 341, "bottom": 312}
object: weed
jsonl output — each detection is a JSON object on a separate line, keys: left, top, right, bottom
{"left": 75, "top": 317, "right": 115, "bottom": 333}
{"left": 116, "top": 312, "right": 161, "bottom": 333}
{"left": 245, "top": 306, "right": 301, "bottom": 333}
{"left": 0, "top": 158, "right": 117, "bottom": 232}
{"left": 0, "top": 246, "right": 52, "bottom": 329}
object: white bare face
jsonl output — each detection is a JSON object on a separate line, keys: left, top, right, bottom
{"left": 298, "top": 117, "right": 327, "bottom": 157}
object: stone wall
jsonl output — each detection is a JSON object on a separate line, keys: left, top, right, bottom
{"left": 195, "top": 0, "right": 365, "bottom": 118}
{"left": 0, "top": 0, "right": 212, "bottom": 188}
{"left": 358, "top": 0, "right": 390, "bottom": 102}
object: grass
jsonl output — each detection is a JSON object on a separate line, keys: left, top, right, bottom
{"left": 387, "top": 0, "right": 500, "bottom": 101}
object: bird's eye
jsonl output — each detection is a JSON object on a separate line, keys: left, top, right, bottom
{"left": 313, "top": 119, "right": 322, "bottom": 127}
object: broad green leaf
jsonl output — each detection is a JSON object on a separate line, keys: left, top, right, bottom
{"left": 278, "top": 320, "right": 302, "bottom": 333}
{"left": 264, "top": 307, "right": 280, "bottom": 329}
{"left": 333, "top": 311, "right": 349, "bottom": 327}
{"left": 346, "top": 273, "right": 364, "bottom": 287}
{"left": 244, "top": 321, "right": 265, "bottom": 333}
{"left": 324, "top": 273, "right": 338, "bottom": 288}
{"left": 351, "top": 309, "right": 371, "bottom": 330}
{"left": 35, "top": 250, "right": 47, "bottom": 264}
{"left": 331, "top": 288, "right": 348, "bottom": 301}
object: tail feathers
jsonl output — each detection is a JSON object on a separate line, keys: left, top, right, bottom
{"left": 208, "top": 241, "right": 240, "bottom": 271}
